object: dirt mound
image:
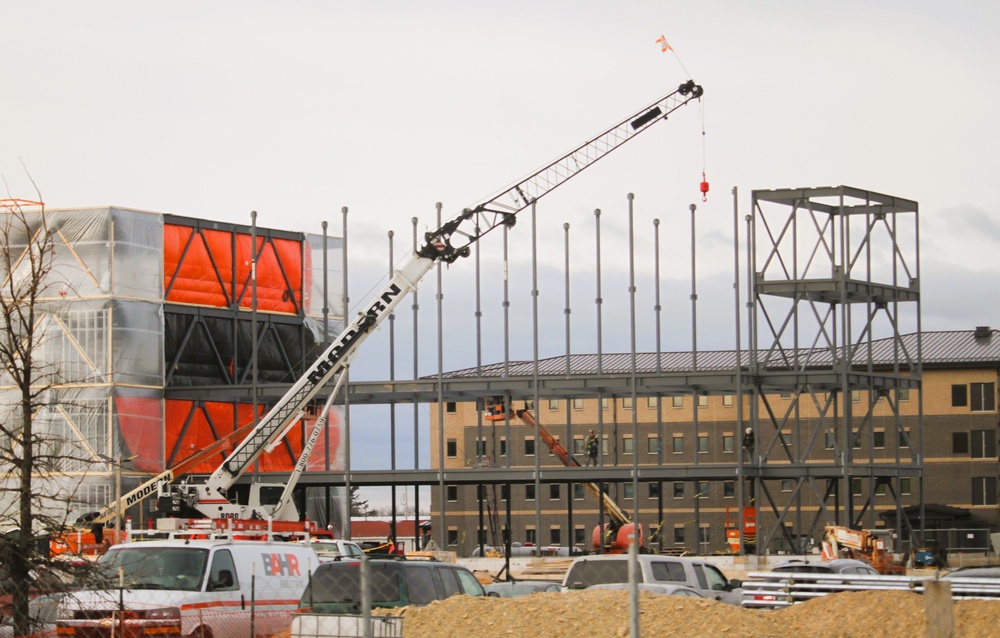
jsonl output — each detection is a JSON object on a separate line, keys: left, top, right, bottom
{"left": 389, "top": 589, "right": 1000, "bottom": 638}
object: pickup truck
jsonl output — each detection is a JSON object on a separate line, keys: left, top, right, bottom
{"left": 561, "top": 554, "right": 743, "bottom": 605}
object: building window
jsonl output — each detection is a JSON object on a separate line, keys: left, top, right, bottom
{"left": 873, "top": 430, "right": 885, "bottom": 449}
{"left": 952, "top": 384, "right": 968, "bottom": 407}
{"left": 897, "top": 386, "right": 910, "bottom": 402}
{"left": 723, "top": 434, "right": 734, "bottom": 453}
{"left": 780, "top": 479, "right": 793, "bottom": 492}
{"left": 623, "top": 437, "right": 634, "bottom": 455}
{"left": 699, "top": 526, "right": 710, "bottom": 544}
{"left": 851, "top": 478, "right": 863, "bottom": 497}
{"left": 723, "top": 481, "right": 735, "bottom": 498}
{"left": 623, "top": 397, "right": 633, "bottom": 410}
{"left": 673, "top": 482, "right": 684, "bottom": 499}
{"left": 550, "top": 527, "right": 561, "bottom": 545}
{"left": 649, "top": 483, "right": 661, "bottom": 499}
{"left": 698, "top": 435, "right": 709, "bottom": 454}
{"left": 698, "top": 395, "right": 708, "bottom": 408}
{"left": 573, "top": 436, "right": 584, "bottom": 455}
{"left": 447, "top": 528, "right": 459, "bottom": 546}
{"left": 525, "top": 484, "right": 536, "bottom": 501}
{"left": 972, "top": 429, "right": 997, "bottom": 458}
{"left": 647, "top": 396, "right": 659, "bottom": 408}
{"left": 500, "top": 485, "right": 510, "bottom": 500}
{"left": 723, "top": 394, "right": 734, "bottom": 407}
{"left": 446, "top": 485, "right": 458, "bottom": 502}
{"left": 672, "top": 396, "right": 683, "bottom": 408}
{"left": 477, "top": 528, "right": 487, "bottom": 545}
{"left": 825, "top": 431, "right": 836, "bottom": 450}
{"left": 574, "top": 484, "right": 585, "bottom": 500}
{"left": 953, "top": 432, "right": 970, "bottom": 455}
{"left": 476, "top": 439, "right": 488, "bottom": 456}
{"left": 875, "top": 482, "right": 888, "bottom": 496}
{"left": 446, "top": 439, "right": 457, "bottom": 457}
{"left": 499, "top": 438, "right": 507, "bottom": 457}
{"left": 780, "top": 391, "right": 791, "bottom": 399}
{"left": 524, "top": 437, "right": 535, "bottom": 456}
{"left": 672, "top": 436, "right": 684, "bottom": 454}
{"left": 574, "top": 527, "right": 586, "bottom": 545}
{"left": 900, "top": 478, "right": 912, "bottom": 495}
{"left": 572, "top": 398, "right": 585, "bottom": 411}
{"left": 601, "top": 397, "right": 609, "bottom": 410}
{"left": 972, "top": 383, "right": 996, "bottom": 412}
{"left": 697, "top": 482, "right": 709, "bottom": 498}
{"left": 647, "top": 436, "right": 661, "bottom": 454}
{"left": 851, "top": 390, "right": 861, "bottom": 403}
{"left": 525, "top": 528, "right": 537, "bottom": 545}
{"left": 973, "top": 477, "right": 998, "bottom": 506}
{"left": 674, "top": 525, "right": 685, "bottom": 544}
{"left": 898, "top": 429, "right": 910, "bottom": 449}
{"left": 547, "top": 399, "right": 559, "bottom": 411}
{"left": 549, "top": 484, "right": 560, "bottom": 500}
{"left": 445, "top": 402, "right": 457, "bottom": 414}
{"left": 623, "top": 483, "right": 635, "bottom": 499}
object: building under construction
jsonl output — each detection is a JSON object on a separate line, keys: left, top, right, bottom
{"left": 1, "top": 184, "right": 996, "bottom": 552}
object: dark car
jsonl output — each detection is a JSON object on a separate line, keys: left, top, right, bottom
{"left": 484, "top": 580, "right": 564, "bottom": 597}
{"left": 299, "top": 559, "right": 486, "bottom": 614}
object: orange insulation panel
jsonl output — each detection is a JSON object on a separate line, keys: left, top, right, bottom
{"left": 164, "top": 223, "right": 305, "bottom": 314}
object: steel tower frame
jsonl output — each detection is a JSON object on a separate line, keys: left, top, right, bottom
{"left": 746, "top": 185, "right": 923, "bottom": 552}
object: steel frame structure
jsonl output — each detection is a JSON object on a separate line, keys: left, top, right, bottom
{"left": 746, "top": 185, "right": 922, "bottom": 552}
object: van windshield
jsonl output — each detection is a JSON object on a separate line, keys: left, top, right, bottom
{"left": 95, "top": 546, "right": 208, "bottom": 592}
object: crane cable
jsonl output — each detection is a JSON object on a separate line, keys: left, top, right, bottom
{"left": 657, "top": 34, "right": 708, "bottom": 201}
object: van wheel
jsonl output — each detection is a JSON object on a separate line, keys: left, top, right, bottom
{"left": 187, "top": 626, "right": 212, "bottom": 638}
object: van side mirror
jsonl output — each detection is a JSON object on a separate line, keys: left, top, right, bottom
{"left": 727, "top": 578, "right": 742, "bottom": 589}
{"left": 209, "top": 570, "right": 234, "bottom": 591}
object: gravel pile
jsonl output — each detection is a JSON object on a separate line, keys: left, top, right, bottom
{"left": 390, "top": 589, "right": 1000, "bottom": 637}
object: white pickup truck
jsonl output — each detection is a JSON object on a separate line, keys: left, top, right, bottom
{"left": 561, "top": 554, "right": 744, "bottom": 605}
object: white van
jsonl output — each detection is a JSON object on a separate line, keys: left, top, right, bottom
{"left": 57, "top": 539, "right": 320, "bottom": 638}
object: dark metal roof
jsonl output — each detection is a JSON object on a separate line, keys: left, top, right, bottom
{"left": 440, "top": 329, "right": 999, "bottom": 379}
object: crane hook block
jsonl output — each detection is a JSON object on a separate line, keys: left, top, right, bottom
{"left": 700, "top": 173, "right": 710, "bottom": 202}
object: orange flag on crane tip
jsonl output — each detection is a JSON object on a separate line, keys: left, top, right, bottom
{"left": 656, "top": 35, "right": 672, "bottom": 52}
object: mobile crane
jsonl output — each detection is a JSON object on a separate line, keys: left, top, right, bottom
{"left": 97, "top": 79, "right": 704, "bottom": 533}
{"left": 482, "top": 397, "right": 642, "bottom": 553}
{"left": 820, "top": 525, "right": 907, "bottom": 575}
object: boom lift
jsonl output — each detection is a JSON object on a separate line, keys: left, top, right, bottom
{"left": 149, "top": 80, "right": 704, "bottom": 528}
{"left": 483, "top": 397, "right": 642, "bottom": 553}
{"left": 820, "top": 525, "right": 906, "bottom": 575}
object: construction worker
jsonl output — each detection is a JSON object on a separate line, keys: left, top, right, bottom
{"left": 585, "top": 430, "right": 600, "bottom": 467}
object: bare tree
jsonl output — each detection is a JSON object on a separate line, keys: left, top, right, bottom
{"left": 0, "top": 198, "right": 89, "bottom": 637}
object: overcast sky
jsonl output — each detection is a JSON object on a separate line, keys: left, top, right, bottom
{"left": 4, "top": 1, "right": 998, "bottom": 509}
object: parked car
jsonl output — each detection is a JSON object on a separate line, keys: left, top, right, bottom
{"left": 742, "top": 558, "right": 887, "bottom": 608}
{"left": 586, "top": 582, "right": 703, "bottom": 597}
{"left": 485, "top": 580, "right": 564, "bottom": 597}
{"left": 561, "top": 554, "right": 742, "bottom": 604}
{"left": 307, "top": 539, "right": 366, "bottom": 562}
{"left": 298, "top": 558, "right": 486, "bottom": 614}
{"left": 770, "top": 559, "right": 879, "bottom": 575}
